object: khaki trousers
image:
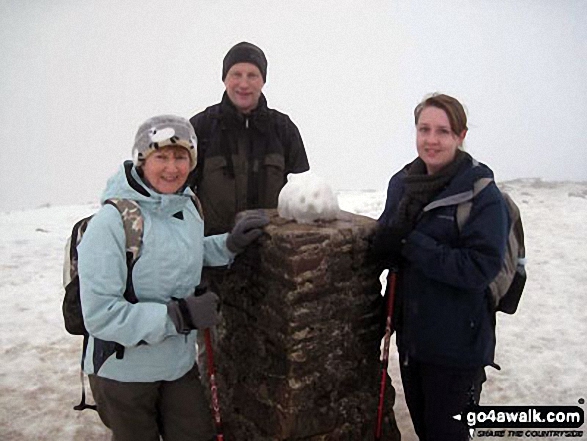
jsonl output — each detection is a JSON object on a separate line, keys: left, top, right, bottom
{"left": 89, "top": 364, "right": 215, "bottom": 441}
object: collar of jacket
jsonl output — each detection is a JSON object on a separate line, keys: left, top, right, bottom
{"left": 220, "top": 91, "right": 270, "bottom": 133}
{"left": 421, "top": 156, "right": 495, "bottom": 213}
{"left": 100, "top": 161, "right": 194, "bottom": 216}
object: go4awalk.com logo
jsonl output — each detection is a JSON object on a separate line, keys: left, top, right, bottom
{"left": 453, "top": 402, "right": 584, "bottom": 438}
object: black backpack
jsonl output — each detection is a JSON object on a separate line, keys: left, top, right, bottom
{"left": 456, "top": 178, "right": 527, "bottom": 314}
{"left": 62, "top": 198, "right": 144, "bottom": 410}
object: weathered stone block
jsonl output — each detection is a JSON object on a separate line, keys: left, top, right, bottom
{"left": 209, "top": 210, "right": 400, "bottom": 440}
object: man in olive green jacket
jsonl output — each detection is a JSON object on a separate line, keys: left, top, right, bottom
{"left": 189, "top": 41, "right": 309, "bottom": 236}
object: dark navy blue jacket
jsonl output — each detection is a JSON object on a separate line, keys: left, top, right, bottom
{"left": 379, "top": 156, "right": 508, "bottom": 368}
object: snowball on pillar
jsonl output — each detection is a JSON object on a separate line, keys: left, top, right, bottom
{"left": 277, "top": 172, "right": 340, "bottom": 224}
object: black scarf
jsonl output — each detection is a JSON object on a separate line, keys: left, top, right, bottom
{"left": 395, "top": 150, "right": 469, "bottom": 231}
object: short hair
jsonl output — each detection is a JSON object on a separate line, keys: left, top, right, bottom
{"left": 414, "top": 93, "right": 468, "bottom": 136}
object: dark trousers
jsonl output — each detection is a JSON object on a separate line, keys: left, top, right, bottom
{"left": 400, "top": 356, "right": 485, "bottom": 441}
{"left": 89, "top": 364, "right": 215, "bottom": 441}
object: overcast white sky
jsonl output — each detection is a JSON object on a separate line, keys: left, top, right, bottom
{"left": 1, "top": 0, "right": 586, "bottom": 211}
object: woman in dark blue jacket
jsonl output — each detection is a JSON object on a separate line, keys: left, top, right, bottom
{"left": 374, "top": 94, "right": 509, "bottom": 440}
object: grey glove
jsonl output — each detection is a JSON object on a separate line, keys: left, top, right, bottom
{"left": 226, "top": 210, "right": 270, "bottom": 254}
{"left": 167, "top": 290, "right": 220, "bottom": 334}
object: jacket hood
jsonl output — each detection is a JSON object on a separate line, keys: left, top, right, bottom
{"left": 422, "top": 155, "right": 496, "bottom": 213}
{"left": 100, "top": 161, "right": 194, "bottom": 215}
{"left": 445, "top": 155, "right": 494, "bottom": 194}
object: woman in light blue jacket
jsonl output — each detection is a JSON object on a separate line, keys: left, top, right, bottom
{"left": 78, "top": 115, "right": 268, "bottom": 441}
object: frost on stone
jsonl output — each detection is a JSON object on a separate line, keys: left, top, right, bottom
{"left": 277, "top": 172, "right": 340, "bottom": 224}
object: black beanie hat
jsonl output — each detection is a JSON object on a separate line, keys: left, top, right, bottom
{"left": 222, "top": 42, "right": 267, "bottom": 83}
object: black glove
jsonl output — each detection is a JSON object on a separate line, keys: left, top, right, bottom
{"left": 226, "top": 210, "right": 270, "bottom": 254}
{"left": 371, "top": 225, "right": 410, "bottom": 267}
{"left": 167, "top": 289, "right": 220, "bottom": 334}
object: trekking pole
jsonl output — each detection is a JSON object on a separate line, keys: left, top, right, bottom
{"left": 204, "top": 328, "right": 224, "bottom": 441}
{"left": 374, "top": 267, "right": 398, "bottom": 441}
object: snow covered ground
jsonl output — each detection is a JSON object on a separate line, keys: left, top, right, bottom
{"left": 1, "top": 179, "right": 585, "bottom": 440}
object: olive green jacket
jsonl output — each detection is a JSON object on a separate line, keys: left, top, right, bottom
{"left": 189, "top": 93, "right": 309, "bottom": 235}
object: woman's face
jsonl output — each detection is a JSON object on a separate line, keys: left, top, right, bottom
{"left": 416, "top": 106, "right": 466, "bottom": 175}
{"left": 142, "top": 146, "right": 191, "bottom": 194}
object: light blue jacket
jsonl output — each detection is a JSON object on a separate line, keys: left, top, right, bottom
{"left": 78, "top": 162, "right": 233, "bottom": 382}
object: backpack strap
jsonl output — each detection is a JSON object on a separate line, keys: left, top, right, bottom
{"left": 104, "top": 199, "right": 143, "bottom": 265}
{"left": 190, "top": 194, "right": 204, "bottom": 220}
{"left": 109, "top": 199, "right": 142, "bottom": 304}
{"left": 456, "top": 177, "right": 493, "bottom": 232}
{"left": 73, "top": 334, "right": 98, "bottom": 411}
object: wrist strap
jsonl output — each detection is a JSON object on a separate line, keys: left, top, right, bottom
{"left": 172, "top": 297, "right": 196, "bottom": 333}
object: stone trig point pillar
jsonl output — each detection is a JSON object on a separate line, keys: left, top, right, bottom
{"left": 211, "top": 210, "right": 400, "bottom": 440}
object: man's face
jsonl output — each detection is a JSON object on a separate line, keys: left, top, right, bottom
{"left": 224, "top": 62, "right": 265, "bottom": 114}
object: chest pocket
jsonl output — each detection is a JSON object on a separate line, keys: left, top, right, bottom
{"left": 199, "top": 155, "right": 238, "bottom": 234}
{"left": 203, "top": 155, "right": 228, "bottom": 175}
{"left": 418, "top": 205, "right": 460, "bottom": 245}
{"left": 201, "top": 155, "right": 234, "bottom": 197}
{"left": 262, "top": 153, "right": 286, "bottom": 207}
